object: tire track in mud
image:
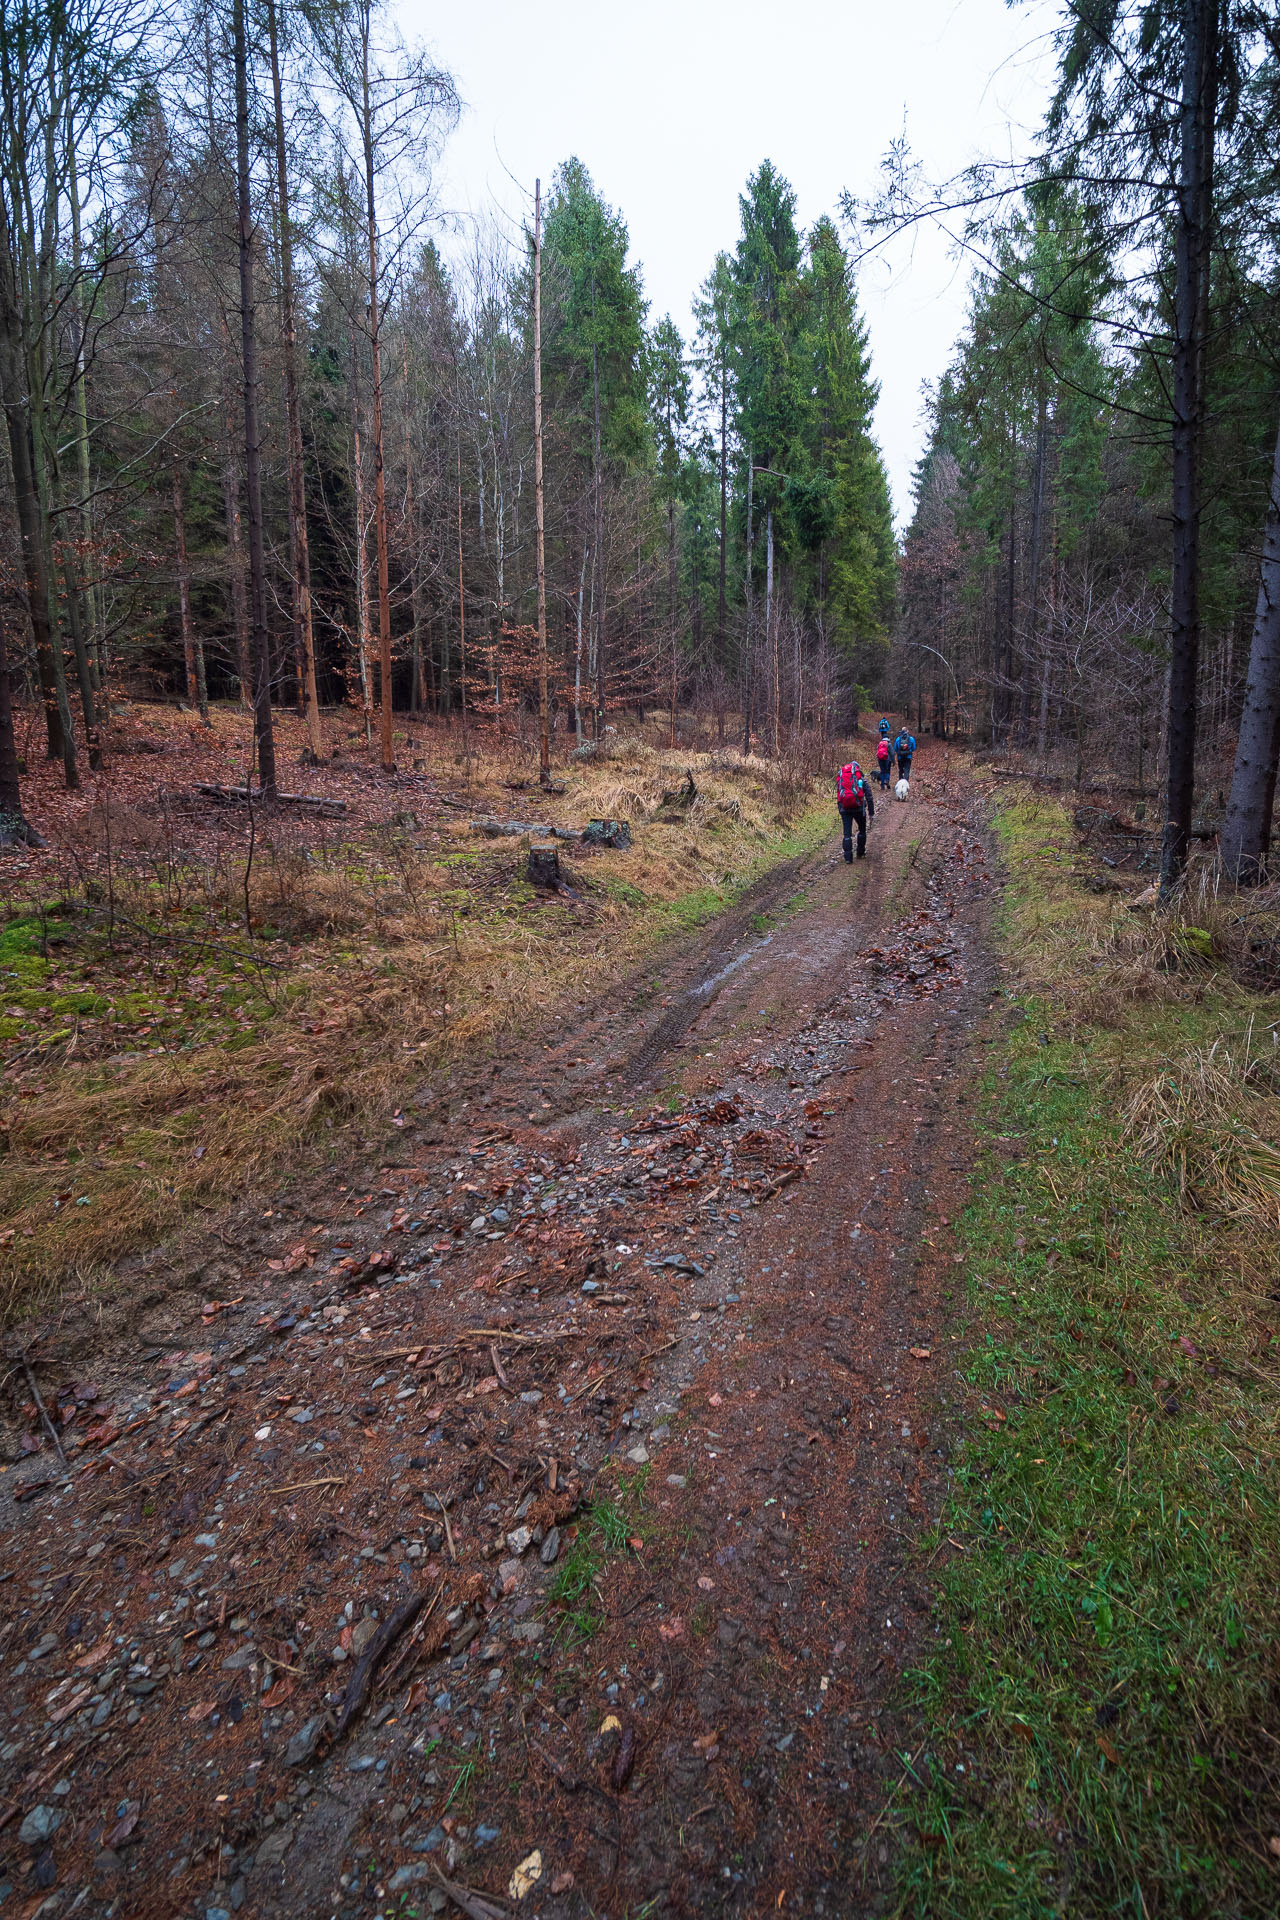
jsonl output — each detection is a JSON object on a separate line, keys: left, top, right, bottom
{"left": 0, "top": 753, "right": 996, "bottom": 1920}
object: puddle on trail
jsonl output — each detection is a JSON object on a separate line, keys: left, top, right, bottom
{"left": 690, "top": 929, "right": 774, "bottom": 1000}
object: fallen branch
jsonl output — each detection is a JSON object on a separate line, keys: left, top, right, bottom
{"left": 331, "top": 1591, "right": 428, "bottom": 1742}
{"left": 428, "top": 1864, "right": 511, "bottom": 1920}
{"left": 18, "top": 1354, "right": 68, "bottom": 1469}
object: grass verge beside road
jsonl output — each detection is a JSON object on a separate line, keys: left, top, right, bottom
{"left": 897, "top": 792, "right": 1280, "bottom": 1917}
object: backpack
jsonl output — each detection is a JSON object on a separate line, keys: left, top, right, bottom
{"left": 837, "top": 762, "right": 863, "bottom": 806}
{"left": 876, "top": 738, "right": 890, "bottom": 763}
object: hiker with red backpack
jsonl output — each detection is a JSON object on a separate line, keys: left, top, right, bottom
{"left": 836, "top": 757, "right": 875, "bottom": 861}
{"left": 875, "top": 733, "right": 892, "bottom": 789}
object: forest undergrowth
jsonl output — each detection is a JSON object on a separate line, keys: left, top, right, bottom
{"left": 0, "top": 702, "right": 831, "bottom": 1324}
{"left": 895, "top": 791, "right": 1280, "bottom": 1916}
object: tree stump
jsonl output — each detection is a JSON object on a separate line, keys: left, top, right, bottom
{"left": 527, "top": 842, "right": 562, "bottom": 888}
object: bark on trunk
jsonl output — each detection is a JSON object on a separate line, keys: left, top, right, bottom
{"left": 172, "top": 463, "right": 209, "bottom": 722}
{"left": 1161, "top": 0, "right": 1219, "bottom": 896}
{"left": 0, "top": 611, "right": 39, "bottom": 843}
{"left": 359, "top": 37, "right": 394, "bottom": 772}
{"left": 234, "top": 0, "right": 277, "bottom": 798}
{"left": 1220, "top": 407, "right": 1280, "bottom": 882}
{"left": 534, "top": 180, "right": 549, "bottom": 784}
{"left": 592, "top": 340, "right": 606, "bottom": 740}
{"left": 267, "top": 0, "right": 324, "bottom": 764}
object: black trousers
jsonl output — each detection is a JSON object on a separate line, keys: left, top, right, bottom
{"left": 839, "top": 803, "right": 867, "bottom": 860}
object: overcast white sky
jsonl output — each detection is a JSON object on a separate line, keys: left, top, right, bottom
{"left": 395, "top": 0, "right": 1060, "bottom": 526}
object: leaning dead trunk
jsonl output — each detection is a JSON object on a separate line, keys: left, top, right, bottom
{"left": 1220, "top": 409, "right": 1280, "bottom": 883}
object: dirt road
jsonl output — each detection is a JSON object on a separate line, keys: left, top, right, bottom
{"left": 1, "top": 750, "right": 997, "bottom": 1917}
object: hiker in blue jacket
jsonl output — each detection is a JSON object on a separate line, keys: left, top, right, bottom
{"left": 893, "top": 729, "right": 916, "bottom": 781}
{"left": 836, "top": 758, "right": 875, "bottom": 861}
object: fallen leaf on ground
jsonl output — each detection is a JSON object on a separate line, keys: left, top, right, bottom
{"left": 509, "top": 1849, "right": 544, "bottom": 1900}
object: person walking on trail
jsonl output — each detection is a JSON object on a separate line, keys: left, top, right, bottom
{"left": 836, "top": 757, "right": 875, "bottom": 861}
{"left": 878, "top": 716, "right": 891, "bottom": 738}
{"left": 893, "top": 728, "right": 916, "bottom": 781}
{"left": 875, "top": 733, "right": 892, "bottom": 789}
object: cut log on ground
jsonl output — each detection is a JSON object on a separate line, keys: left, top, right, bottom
{"left": 192, "top": 783, "right": 346, "bottom": 815}
{"left": 471, "top": 816, "right": 579, "bottom": 841}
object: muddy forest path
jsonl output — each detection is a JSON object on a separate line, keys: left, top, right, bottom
{"left": 1, "top": 748, "right": 999, "bottom": 1920}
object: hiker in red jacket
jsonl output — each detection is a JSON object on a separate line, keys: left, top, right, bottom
{"left": 836, "top": 758, "right": 875, "bottom": 861}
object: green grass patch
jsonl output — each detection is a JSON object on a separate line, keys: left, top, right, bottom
{"left": 895, "top": 791, "right": 1280, "bottom": 1918}
{"left": 548, "top": 1483, "right": 647, "bottom": 1643}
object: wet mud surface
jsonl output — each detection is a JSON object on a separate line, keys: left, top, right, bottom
{"left": 1, "top": 752, "right": 997, "bottom": 1918}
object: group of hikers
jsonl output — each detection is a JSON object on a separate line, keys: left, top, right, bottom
{"left": 835, "top": 717, "right": 917, "bottom": 863}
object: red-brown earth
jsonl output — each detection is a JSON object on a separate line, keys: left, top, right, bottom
{"left": 1, "top": 746, "right": 998, "bottom": 1919}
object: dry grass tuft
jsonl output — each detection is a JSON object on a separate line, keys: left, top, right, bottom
{"left": 1123, "top": 1018, "right": 1280, "bottom": 1226}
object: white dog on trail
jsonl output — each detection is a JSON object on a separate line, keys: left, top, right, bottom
{"left": 895, "top": 777, "right": 910, "bottom": 802}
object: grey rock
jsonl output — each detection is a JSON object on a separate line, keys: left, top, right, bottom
{"left": 388, "top": 1864, "right": 432, "bottom": 1891}
{"left": 411, "top": 1824, "right": 446, "bottom": 1854}
{"left": 253, "top": 1826, "right": 293, "bottom": 1868}
{"left": 220, "top": 1645, "right": 257, "bottom": 1672}
{"left": 539, "top": 1527, "right": 561, "bottom": 1566}
{"left": 346, "top": 1754, "right": 375, "bottom": 1772}
{"left": 19, "top": 1806, "right": 63, "bottom": 1846}
{"left": 510, "top": 1620, "right": 544, "bottom": 1643}
{"left": 505, "top": 1525, "right": 533, "bottom": 1556}
{"left": 288, "top": 1407, "right": 314, "bottom": 1425}
{"left": 284, "top": 1713, "right": 328, "bottom": 1767}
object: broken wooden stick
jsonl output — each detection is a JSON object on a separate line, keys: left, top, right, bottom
{"left": 18, "top": 1354, "right": 67, "bottom": 1469}
{"left": 331, "top": 1590, "right": 426, "bottom": 1740}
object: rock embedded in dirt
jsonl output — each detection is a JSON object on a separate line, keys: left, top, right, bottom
{"left": 20, "top": 1804, "right": 63, "bottom": 1846}
{"left": 539, "top": 1526, "right": 561, "bottom": 1565}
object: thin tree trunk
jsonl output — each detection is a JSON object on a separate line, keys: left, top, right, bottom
{"left": 574, "top": 543, "right": 587, "bottom": 747}
{"left": 0, "top": 305, "right": 76, "bottom": 784}
{"left": 1161, "top": 0, "right": 1219, "bottom": 895}
{"left": 742, "top": 452, "right": 754, "bottom": 756}
{"left": 668, "top": 495, "right": 678, "bottom": 748}
{"left": 534, "top": 179, "right": 550, "bottom": 785}
{"left": 592, "top": 339, "right": 606, "bottom": 740}
{"left": 172, "top": 463, "right": 209, "bottom": 722}
{"left": 351, "top": 359, "right": 373, "bottom": 743}
{"left": 457, "top": 427, "right": 468, "bottom": 763}
{"left": 765, "top": 506, "right": 777, "bottom": 756}
{"left": 267, "top": 0, "right": 324, "bottom": 763}
{"left": 233, "top": 0, "right": 277, "bottom": 798}
{"left": 0, "top": 612, "right": 39, "bottom": 842}
{"left": 1220, "top": 408, "right": 1280, "bottom": 881}
{"left": 717, "top": 358, "right": 727, "bottom": 746}
{"left": 220, "top": 407, "right": 252, "bottom": 705}
{"left": 359, "top": 34, "right": 394, "bottom": 771}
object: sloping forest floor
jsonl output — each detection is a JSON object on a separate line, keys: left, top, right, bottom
{"left": 3, "top": 721, "right": 1279, "bottom": 1919}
